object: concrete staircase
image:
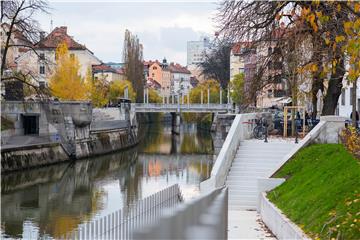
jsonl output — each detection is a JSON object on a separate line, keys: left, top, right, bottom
{"left": 226, "top": 139, "right": 296, "bottom": 210}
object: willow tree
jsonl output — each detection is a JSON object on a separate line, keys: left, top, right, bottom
{"left": 122, "top": 29, "right": 144, "bottom": 103}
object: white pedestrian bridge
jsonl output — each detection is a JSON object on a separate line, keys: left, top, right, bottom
{"left": 132, "top": 103, "right": 230, "bottom": 113}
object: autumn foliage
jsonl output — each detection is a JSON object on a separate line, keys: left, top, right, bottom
{"left": 340, "top": 127, "right": 360, "bottom": 159}
{"left": 49, "top": 42, "right": 87, "bottom": 100}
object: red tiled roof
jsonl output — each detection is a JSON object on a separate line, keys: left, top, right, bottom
{"left": 232, "top": 42, "right": 254, "bottom": 55}
{"left": 92, "top": 64, "right": 117, "bottom": 73}
{"left": 168, "top": 63, "right": 191, "bottom": 74}
{"left": 147, "top": 78, "right": 161, "bottom": 89}
{"left": 35, "top": 26, "right": 87, "bottom": 50}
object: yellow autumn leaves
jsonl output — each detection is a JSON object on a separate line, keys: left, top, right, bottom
{"left": 49, "top": 42, "right": 137, "bottom": 106}
{"left": 49, "top": 42, "right": 87, "bottom": 100}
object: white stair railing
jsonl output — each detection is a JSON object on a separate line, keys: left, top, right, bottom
{"left": 133, "top": 186, "right": 228, "bottom": 240}
{"left": 61, "top": 184, "right": 183, "bottom": 240}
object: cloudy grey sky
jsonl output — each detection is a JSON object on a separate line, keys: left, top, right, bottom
{"left": 35, "top": 1, "right": 219, "bottom": 65}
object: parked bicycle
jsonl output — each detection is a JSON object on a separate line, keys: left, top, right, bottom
{"left": 253, "top": 117, "right": 267, "bottom": 140}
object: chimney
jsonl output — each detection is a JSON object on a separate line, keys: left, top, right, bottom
{"left": 59, "top": 26, "right": 67, "bottom": 34}
{"left": 39, "top": 31, "right": 46, "bottom": 40}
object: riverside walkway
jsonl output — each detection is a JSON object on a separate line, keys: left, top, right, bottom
{"left": 227, "top": 138, "right": 296, "bottom": 239}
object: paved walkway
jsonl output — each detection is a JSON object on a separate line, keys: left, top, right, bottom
{"left": 226, "top": 138, "right": 296, "bottom": 239}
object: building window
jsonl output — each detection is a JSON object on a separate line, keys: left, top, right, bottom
{"left": 39, "top": 53, "right": 45, "bottom": 60}
{"left": 39, "top": 65, "right": 45, "bottom": 75}
{"left": 350, "top": 88, "right": 354, "bottom": 105}
{"left": 358, "top": 98, "right": 360, "bottom": 112}
{"left": 152, "top": 73, "right": 155, "bottom": 77}
{"left": 153, "top": 66, "right": 157, "bottom": 70}
{"left": 239, "top": 68, "right": 244, "bottom": 74}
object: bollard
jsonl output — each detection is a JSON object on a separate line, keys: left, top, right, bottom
{"left": 295, "top": 126, "right": 299, "bottom": 144}
{"left": 264, "top": 119, "right": 268, "bottom": 143}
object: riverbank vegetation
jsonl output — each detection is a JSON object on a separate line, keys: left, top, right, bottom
{"left": 268, "top": 144, "right": 360, "bottom": 239}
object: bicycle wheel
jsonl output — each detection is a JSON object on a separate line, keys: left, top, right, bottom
{"left": 256, "top": 126, "right": 266, "bottom": 140}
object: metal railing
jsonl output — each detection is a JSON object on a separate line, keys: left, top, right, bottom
{"left": 133, "top": 186, "right": 228, "bottom": 240}
{"left": 132, "top": 103, "right": 230, "bottom": 113}
{"left": 61, "top": 184, "right": 183, "bottom": 240}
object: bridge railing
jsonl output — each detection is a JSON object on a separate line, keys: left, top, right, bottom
{"left": 133, "top": 186, "right": 228, "bottom": 240}
{"left": 61, "top": 184, "right": 183, "bottom": 240}
{"left": 132, "top": 103, "right": 230, "bottom": 112}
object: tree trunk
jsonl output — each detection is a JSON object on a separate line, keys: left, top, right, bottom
{"left": 311, "top": 74, "right": 324, "bottom": 119}
{"left": 352, "top": 80, "right": 357, "bottom": 127}
{"left": 322, "top": 57, "right": 345, "bottom": 115}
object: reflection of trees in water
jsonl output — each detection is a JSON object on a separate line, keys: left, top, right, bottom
{"left": 1, "top": 149, "right": 139, "bottom": 239}
{"left": 140, "top": 123, "right": 215, "bottom": 155}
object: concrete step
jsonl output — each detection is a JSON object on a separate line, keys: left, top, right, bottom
{"left": 226, "top": 180, "right": 257, "bottom": 186}
{"left": 227, "top": 175, "right": 267, "bottom": 181}
{"left": 228, "top": 167, "right": 272, "bottom": 172}
{"left": 227, "top": 170, "right": 270, "bottom": 177}
{"left": 228, "top": 166, "right": 274, "bottom": 172}
{"left": 229, "top": 188, "right": 257, "bottom": 194}
{"left": 231, "top": 161, "right": 279, "bottom": 166}
{"left": 232, "top": 160, "right": 279, "bottom": 165}
{"left": 229, "top": 194, "right": 257, "bottom": 202}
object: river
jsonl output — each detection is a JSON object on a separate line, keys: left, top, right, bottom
{"left": 1, "top": 123, "right": 220, "bottom": 239}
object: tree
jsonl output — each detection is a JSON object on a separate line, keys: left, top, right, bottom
{"left": 217, "top": 1, "right": 359, "bottom": 116}
{"left": 85, "top": 68, "right": 109, "bottom": 107}
{"left": 189, "top": 79, "right": 220, "bottom": 104}
{"left": 1, "top": 0, "right": 49, "bottom": 96}
{"left": 230, "top": 73, "right": 245, "bottom": 108}
{"left": 198, "top": 40, "right": 231, "bottom": 90}
{"left": 123, "top": 29, "right": 144, "bottom": 103}
{"left": 49, "top": 42, "right": 87, "bottom": 100}
{"left": 148, "top": 88, "right": 161, "bottom": 103}
{"left": 108, "top": 79, "right": 136, "bottom": 103}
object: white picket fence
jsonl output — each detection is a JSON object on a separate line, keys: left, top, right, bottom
{"left": 61, "top": 184, "right": 183, "bottom": 240}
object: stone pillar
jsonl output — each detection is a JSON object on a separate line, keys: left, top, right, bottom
{"left": 171, "top": 112, "right": 180, "bottom": 135}
{"left": 201, "top": 90, "right": 204, "bottom": 104}
{"left": 146, "top": 88, "right": 149, "bottom": 104}
{"left": 207, "top": 87, "right": 210, "bottom": 106}
{"left": 314, "top": 116, "right": 347, "bottom": 143}
{"left": 220, "top": 88, "right": 222, "bottom": 104}
{"left": 143, "top": 89, "right": 146, "bottom": 104}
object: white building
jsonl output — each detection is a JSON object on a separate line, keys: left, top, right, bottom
{"left": 337, "top": 79, "right": 360, "bottom": 118}
{"left": 168, "top": 63, "right": 192, "bottom": 101}
{"left": 16, "top": 26, "right": 101, "bottom": 85}
{"left": 187, "top": 36, "right": 211, "bottom": 66}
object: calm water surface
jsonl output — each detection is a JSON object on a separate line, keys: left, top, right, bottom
{"left": 1, "top": 123, "right": 218, "bottom": 239}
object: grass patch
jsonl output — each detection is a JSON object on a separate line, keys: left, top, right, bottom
{"left": 268, "top": 144, "right": 360, "bottom": 240}
{"left": 1, "top": 116, "right": 14, "bottom": 131}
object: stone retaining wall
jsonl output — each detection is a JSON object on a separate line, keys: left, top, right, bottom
{"left": 1, "top": 143, "right": 69, "bottom": 172}
{"left": 259, "top": 193, "right": 310, "bottom": 240}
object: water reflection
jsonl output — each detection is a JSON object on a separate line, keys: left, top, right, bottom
{"left": 1, "top": 123, "right": 216, "bottom": 239}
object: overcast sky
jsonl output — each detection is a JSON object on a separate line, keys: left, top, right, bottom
{"left": 35, "top": 1, "right": 219, "bottom": 65}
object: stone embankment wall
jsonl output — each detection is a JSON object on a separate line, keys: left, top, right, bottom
{"left": 1, "top": 101, "right": 138, "bottom": 173}
{"left": 1, "top": 143, "right": 69, "bottom": 172}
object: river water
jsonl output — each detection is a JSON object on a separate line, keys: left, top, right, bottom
{"left": 1, "top": 123, "right": 219, "bottom": 239}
